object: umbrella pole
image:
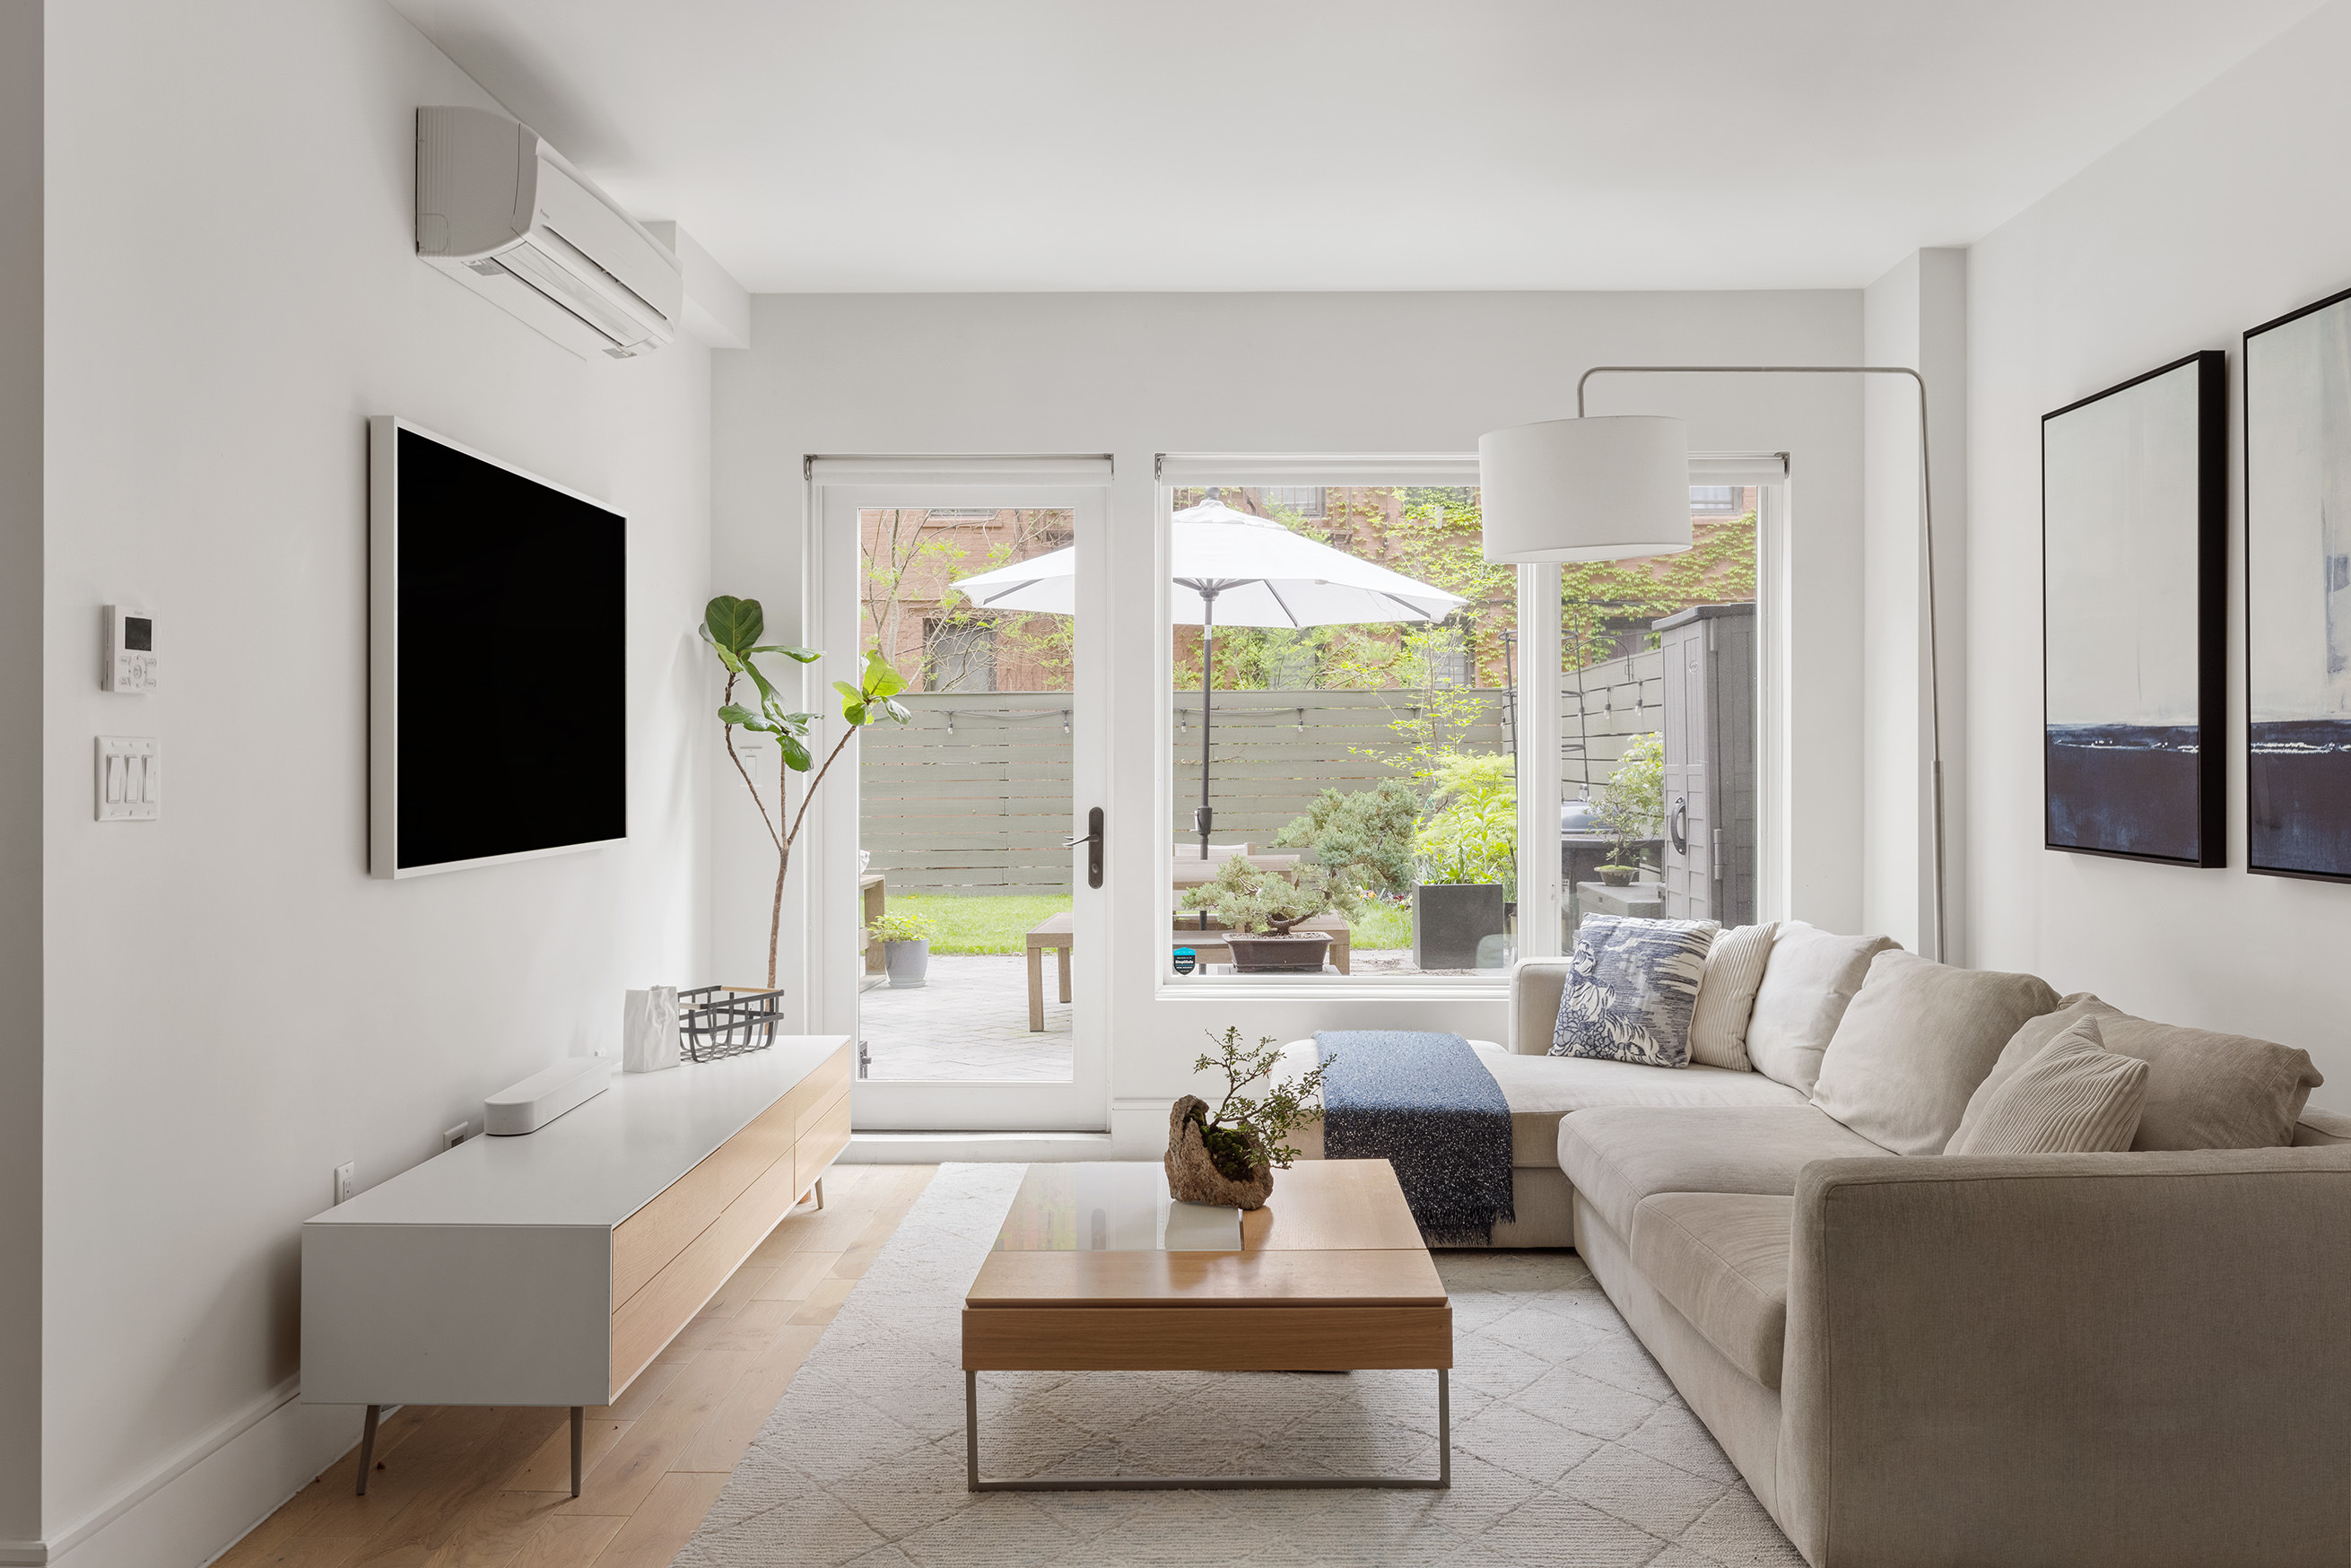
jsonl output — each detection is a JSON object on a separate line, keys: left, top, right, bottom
{"left": 1197, "top": 588, "right": 1219, "bottom": 930}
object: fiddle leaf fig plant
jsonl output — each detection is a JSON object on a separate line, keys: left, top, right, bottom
{"left": 701, "top": 595, "right": 911, "bottom": 987}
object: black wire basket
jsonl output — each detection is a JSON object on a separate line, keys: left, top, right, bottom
{"left": 678, "top": 985, "right": 786, "bottom": 1062}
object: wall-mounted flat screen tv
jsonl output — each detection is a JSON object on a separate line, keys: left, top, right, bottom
{"left": 370, "top": 417, "right": 625, "bottom": 877}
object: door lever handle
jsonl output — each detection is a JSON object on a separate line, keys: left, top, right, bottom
{"left": 1066, "top": 807, "right": 1104, "bottom": 889}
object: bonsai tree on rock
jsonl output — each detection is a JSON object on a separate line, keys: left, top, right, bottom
{"left": 701, "top": 595, "right": 911, "bottom": 988}
{"left": 1166, "top": 1026, "right": 1331, "bottom": 1210}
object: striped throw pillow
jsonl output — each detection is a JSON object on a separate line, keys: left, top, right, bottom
{"left": 1688, "top": 921, "right": 1776, "bottom": 1071}
{"left": 1945, "top": 1016, "right": 2147, "bottom": 1155}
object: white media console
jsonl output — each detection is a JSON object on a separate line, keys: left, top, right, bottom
{"left": 300, "top": 1037, "right": 853, "bottom": 1495}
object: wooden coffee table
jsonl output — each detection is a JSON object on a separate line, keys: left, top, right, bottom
{"left": 962, "top": 1158, "right": 1451, "bottom": 1491}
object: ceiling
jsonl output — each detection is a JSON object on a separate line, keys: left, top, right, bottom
{"left": 389, "top": 0, "right": 2323, "bottom": 294}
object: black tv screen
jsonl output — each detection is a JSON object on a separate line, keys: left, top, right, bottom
{"left": 370, "top": 419, "right": 626, "bottom": 875}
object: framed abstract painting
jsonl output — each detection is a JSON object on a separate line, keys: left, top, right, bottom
{"left": 2247, "top": 287, "right": 2351, "bottom": 880}
{"left": 2042, "top": 350, "right": 2225, "bottom": 866}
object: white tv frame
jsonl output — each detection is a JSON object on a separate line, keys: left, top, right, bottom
{"left": 369, "top": 415, "right": 628, "bottom": 878}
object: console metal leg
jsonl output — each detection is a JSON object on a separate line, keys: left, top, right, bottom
{"left": 965, "top": 1366, "right": 1450, "bottom": 1491}
{"left": 354, "top": 1405, "right": 380, "bottom": 1496}
{"left": 570, "top": 1406, "right": 585, "bottom": 1497}
{"left": 814, "top": 1177, "right": 825, "bottom": 1210}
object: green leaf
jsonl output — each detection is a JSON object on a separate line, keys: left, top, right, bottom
{"left": 779, "top": 733, "right": 814, "bottom": 771}
{"left": 718, "top": 701, "right": 762, "bottom": 727}
{"left": 741, "top": 658, "right": 781, "bottom": 710}
{"left": 879, "top": 698, "right": 911, "bottom": 724}
{"left": 696, "top": 623, "right": 746, "bottom": 675}
{"left": 862, "top": 649, "right": 909, "bottom": 699}
{"left": 840, "top": 698, "right": 869, "bottom": 725}
{"left": 704, "top": 596, "right": 764, "bottom": 656}
{"left": 751, "top": 644, "right": 822, "bottom": 664}
{"left": 832, "top": 680, "right": 864, "bottom": 704}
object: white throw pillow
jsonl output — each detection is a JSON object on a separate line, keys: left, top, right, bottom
{"left": 1687, "top": 922, "right": 1777, "bottom": 1072}
{"left": 1742, "top": 922, "right": 1900, "bottom": 1096}
{"left": 1946, "top": 1017, "right": 2148, "bottom": 1155}
{"left": 1551, "top": 915, "right": 1719, "bottom": 1068}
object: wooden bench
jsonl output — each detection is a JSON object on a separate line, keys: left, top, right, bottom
{"left": 1023, "top": 910, "right": 1353, "bottom": 1031}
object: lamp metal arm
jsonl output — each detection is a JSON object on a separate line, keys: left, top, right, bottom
{"left": 1574, "top": 364, "right": 1946, "bottom": 963}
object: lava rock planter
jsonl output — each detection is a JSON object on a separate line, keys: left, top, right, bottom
{"left": 1165, "top": 1094, "right": 1275, "bottom": 1208}
{"left": 1413, "top": 882, "right": 1507, "bottom": 970}
{"left": 1223, "top": 931, "right": 1332, "bottom": 973}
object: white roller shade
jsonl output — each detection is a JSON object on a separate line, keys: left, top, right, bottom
{"left": 805, "top": 454, "right": 1112, "bottom": 486}
{"left": 1156, "top": 453, "right": 1480, "bottom": 488}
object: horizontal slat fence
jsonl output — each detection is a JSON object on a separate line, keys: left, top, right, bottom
{"left": 859, "top": 657, "right": 1666, "bottom": 893}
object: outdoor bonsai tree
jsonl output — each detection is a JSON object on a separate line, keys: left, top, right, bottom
{"left": 1590, "top": 732, "right": 1664, "bottom": 881}
{"left": 1183, "top": 1026, "right": 1330, "bottom": 1178}
{"left": 1274, "top": 779, "right": 1420, "bottom": 901}
{"left": 701, "top": 595, "right": 911, "bottom": 987}
{"left": 1179, "top": 855, "right": 1362, "bottom": 935}
{"left": 1412, "top": 749, "right": 1518, "bottom": 893}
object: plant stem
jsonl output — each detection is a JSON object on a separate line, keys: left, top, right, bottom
{"left": 767, "top": 722, "right": 862, "bottom": 990}
{"left": 721, "top": 669, "right": 783, "bottom": 857}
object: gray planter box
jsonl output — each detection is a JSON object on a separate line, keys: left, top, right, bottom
{"left": 1414, "top": 883, "right": 1507, "bottom": 970}
{"left": 883, "top": 938, "right": 930, "bottom": 988}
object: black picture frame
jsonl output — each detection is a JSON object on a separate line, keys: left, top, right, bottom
{"left": 2041, "top": 350, "right": 2226, "bottom": 867}
{"left": 2245, "top": 286, "right": 2351, "bottom": 881}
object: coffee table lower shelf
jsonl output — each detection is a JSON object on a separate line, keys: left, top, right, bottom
{"left": 963, "top": 1367, "right": 1450, "bottom": 1492}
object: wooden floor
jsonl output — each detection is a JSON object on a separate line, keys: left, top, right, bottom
{"left": 217, "top": 1163, "right": 939, "bottom": 1568}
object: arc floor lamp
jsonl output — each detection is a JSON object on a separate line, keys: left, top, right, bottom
{"left": 1478, "top": 365, "right": 1946, "bottom": 962}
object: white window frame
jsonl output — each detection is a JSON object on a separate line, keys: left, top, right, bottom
{"left": 1150, "top": 452, "right": 1785, "bottom": 995}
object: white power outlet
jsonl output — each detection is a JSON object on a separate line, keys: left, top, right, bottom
{"left": 441, "top": 1122, "right": 470, "bottom": 1151}
{"left": 333, "top": 1162, "right": 356, "bottom": 1205}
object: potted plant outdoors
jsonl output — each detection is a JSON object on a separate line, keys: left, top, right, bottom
{"left": 1274, "top": 778, "right": 1420, "bottom": 904}
{"left": 701, "top": 596, "right": 912, "bottom": 989}
{"left": 1165, "top": 1026, "right": 1333, "bottom": 1209}
{"left": 1409, "top": 750, "right": 1516, "bottom": 969}
{"left": 866, "top": 910, "right": 936, "bottom": 989}
{"left": 1178, "top": 857, "right": 1361, "bottom": 973}
{"left": 1589, "top": 733, "right": 1664, "bottom": 887}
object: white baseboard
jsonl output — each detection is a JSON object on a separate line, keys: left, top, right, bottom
{"left": 23, "top": 1381, "right": 358, "bottom": 1568}
{"left": 840, "top": 1130, "right": 1116, "bottom": 1163}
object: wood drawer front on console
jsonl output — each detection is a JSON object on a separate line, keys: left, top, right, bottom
{"left": 610, "top": 1093, "right": 797, "bottom": 1308}
{"left": 609, "top": 1130, "right": 812, "bottom": 1395}
{"left": 779, "top": 1043, "right": 852, "bottom": 1142}
{"left": 796, "top": 1085, "right": 851, "bottom": 1197}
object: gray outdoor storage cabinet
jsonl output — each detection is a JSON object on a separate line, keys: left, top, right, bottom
{"left": 1653, "top": 604, "right": 1755, "bottom": 927}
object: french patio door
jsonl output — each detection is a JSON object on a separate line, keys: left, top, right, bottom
{"left": 806, "top": 457, "right": 1114, "bottom": 1131}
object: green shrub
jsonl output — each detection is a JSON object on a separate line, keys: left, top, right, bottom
{"left": 1413, "top": 750, "right": 1517, "bottom": 890}
{"left": 1180, "top": 857, "right": 1362, "bottom": 936}
{"left": 1275, "top": 779, "right": 1421, "bottom": 900}
{"left": 866, "top": 910, "right": 937, "bottom": 944}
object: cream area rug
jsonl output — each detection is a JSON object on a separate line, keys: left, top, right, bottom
{"left": 678, "top": 1163, "right": 1804, "bottom": 1568}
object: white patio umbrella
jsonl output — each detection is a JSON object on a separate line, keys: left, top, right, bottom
{"left": 953, "top": 496, "right": 1467, "bottom": 864}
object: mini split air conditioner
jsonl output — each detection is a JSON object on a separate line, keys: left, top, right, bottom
{"left": 415, "top": 105, "right": 682, "bottom": 360}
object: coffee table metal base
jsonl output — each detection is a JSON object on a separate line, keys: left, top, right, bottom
{"left": 963, "top": 1367, "right": 1450, "bottom": 1492}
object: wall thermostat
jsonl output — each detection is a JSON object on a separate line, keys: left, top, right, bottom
{"left": 103, "top": 605, "right": 157, "bottom": 693}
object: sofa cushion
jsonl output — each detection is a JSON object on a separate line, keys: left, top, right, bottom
{"left": 1743, "top": 923, "right": 1900, "bottom": 1095}
{"left": 1962, "top": 995, "right": 2323, "bottom": 1151}
{"left": 1485, "top": 1052, "right": 1805, "bottom": 1166}
{"left": 1551, "top": 914, "right": 1719, "bottom": 1067}
{"left": 1807, "top": 950, "right": 2060, "bottom": 1155}
{"left": 1946, "top": 1016, "right": 2148, "bottom": 1155}
{"left": 1688, "top": 921, "right": 1776, "bottom": 1072}
{"left": 1630, "top": 1192, "right": 1793, "bottom": 1389}
{"left": 1559, "top": 1103, "right": 1889, "bottom": 1241}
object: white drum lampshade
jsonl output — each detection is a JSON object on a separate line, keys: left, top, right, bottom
{"left": 1477, "top": 415, "right": 1693, "bottom": 562}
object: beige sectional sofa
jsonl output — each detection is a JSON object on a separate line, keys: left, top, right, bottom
{"left": 1287, "top": 925, "right": 2351, "bottom": 1567}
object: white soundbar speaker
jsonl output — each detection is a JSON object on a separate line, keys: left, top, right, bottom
{"left": 485, "top": 1056, "right": 614, "bottom": 1136}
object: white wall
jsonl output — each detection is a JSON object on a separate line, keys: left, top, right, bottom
{"left": 2, "top": 0, "right": 44, "bottom": 1552}
{"left": 1862, "top": 249, "right": 1969, "bottom": 960}
{"left": 38, "top": 1, "right": 715, "bottom": 1558}
{"left": 1966, "top": 0, "right": 2351, "bottom": 1105}
{"left": 712, "top": 290, "right": 1866, "bottom": 1145}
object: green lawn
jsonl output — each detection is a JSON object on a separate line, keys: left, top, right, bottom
{"left": 874, "top": 891, "right": 1414, "bottom": 953}
{"left": 879, "top": 893, "right": 1072, "bottom": 954}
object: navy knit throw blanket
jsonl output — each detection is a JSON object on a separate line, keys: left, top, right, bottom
{"left": 1315, "top": 1030, "right": 1515, "bottom": 1245}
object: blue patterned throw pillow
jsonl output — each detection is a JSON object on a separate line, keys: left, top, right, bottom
{"left": 1552, "top": 914, "right": 1720, "bottom": 1067}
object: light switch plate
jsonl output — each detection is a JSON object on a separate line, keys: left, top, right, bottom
{"left": 96, "top": 736, "right": 161, "bottom": 821}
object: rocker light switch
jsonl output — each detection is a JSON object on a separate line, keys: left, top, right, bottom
{"left": 96, "top": 736, "right": 161, "bottom": 821}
